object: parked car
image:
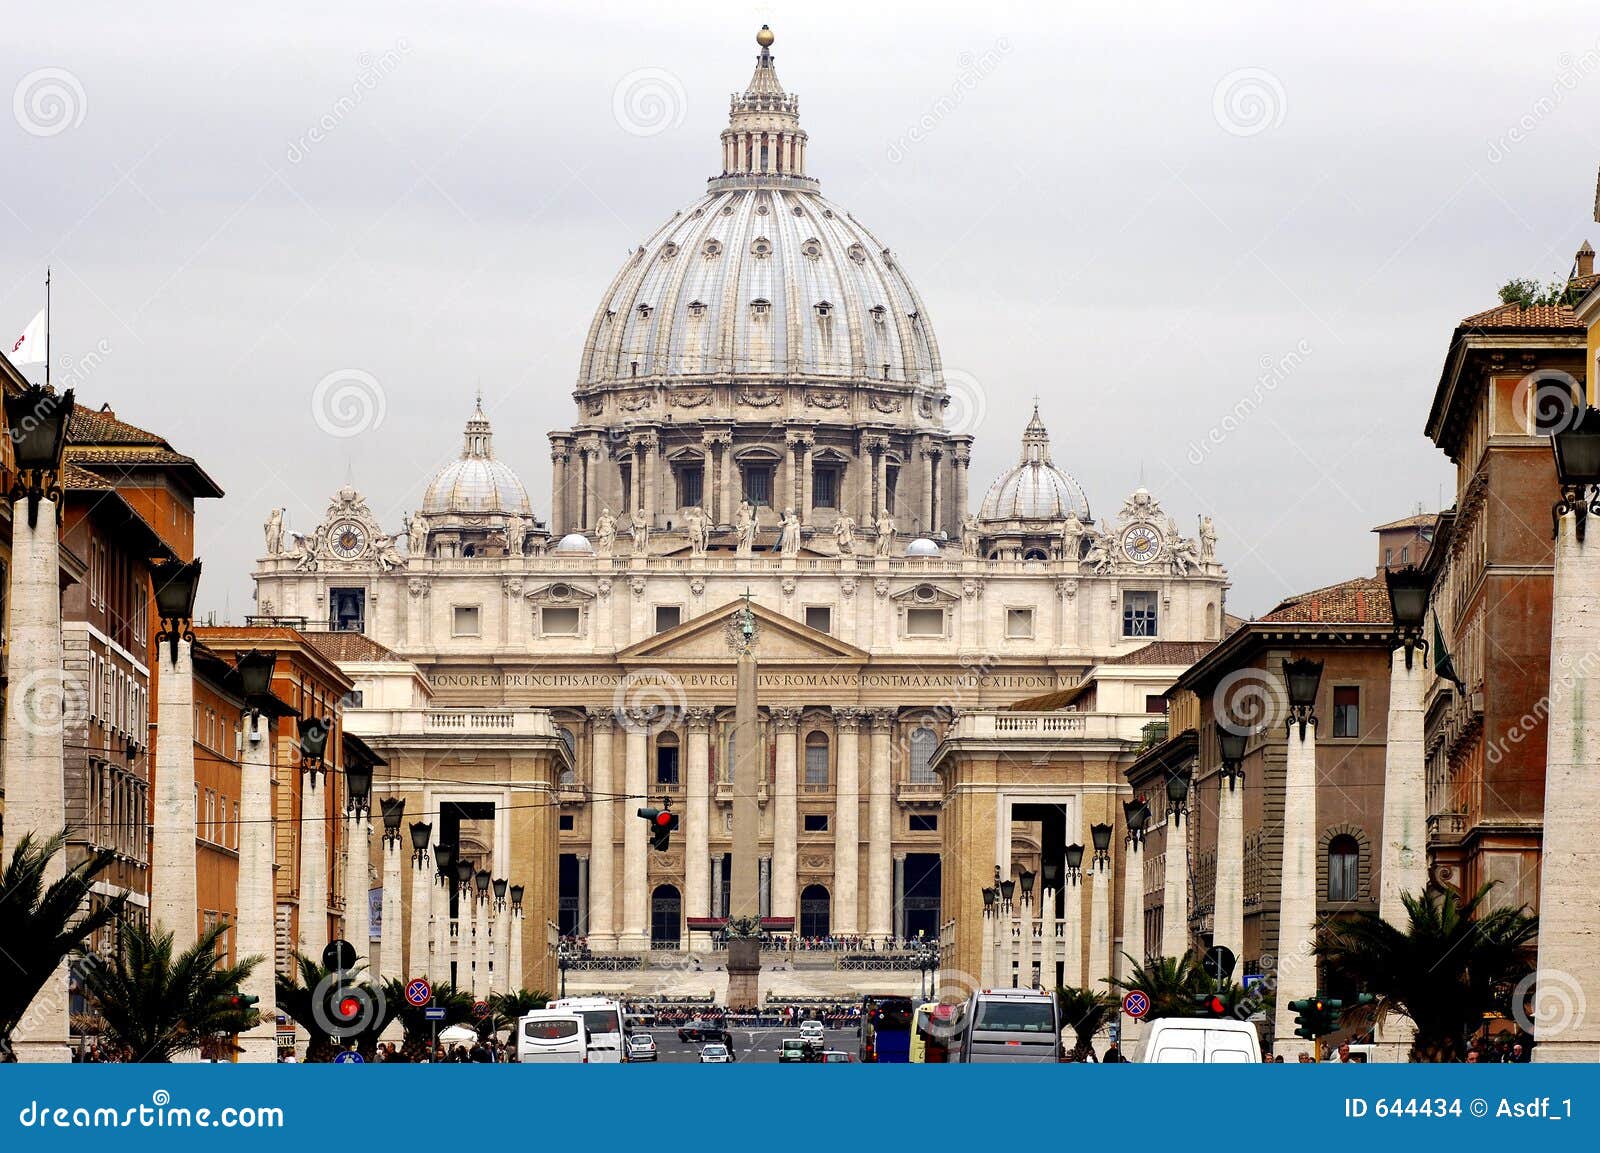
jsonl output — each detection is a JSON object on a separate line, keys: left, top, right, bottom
{"left": 818, "top": 1050, "right": 855, "bottom": 1063}
{"left": 798, "top": 1019, "right": 825, "bottom": 1044}
{"left": 699, "top": 1042, "right": 735, "bottom": 1063}
{"left": 626, "top": 1033, "right": 658, "bottom": 1062}
{"left": 779, "top": 1038, "right": 815, "bottom": 1063}
{"left": 678, "top": 1019, "right": 731, "bottom": 1044}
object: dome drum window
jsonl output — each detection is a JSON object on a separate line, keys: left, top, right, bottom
{"left": 703, "top": 238, "right": 723, "bottom": 257}
{"left": 661, "top": 241, "right": 679, "bottom": 259}
{"left": 750, "top": 237, "right": 772, "bottom": 259}
{"left": 637, "top": 303, "right": 653, "bottom": 319}
{"left": 801, "top": 237, "right": 823, "bottom": 260}
{"left": 750, "top": 298, "right": 772, "bottom": 319}
{"left": 687, "top": 300, "right": 707, "bottom": 318}
{"left": 814, "top": 301, "right": 833, "bottom": 318}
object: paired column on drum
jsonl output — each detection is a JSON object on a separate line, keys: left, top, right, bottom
{"left": 772, "top": 709, "right": 800, "bottom": 923}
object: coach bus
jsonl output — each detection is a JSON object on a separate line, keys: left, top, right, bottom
{"left": 857, "top": 994, "right": 914, "bottom": 1063}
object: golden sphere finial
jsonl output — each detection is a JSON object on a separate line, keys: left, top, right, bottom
{"left": 756, "top": 25, "right": 775, "bottom": 49}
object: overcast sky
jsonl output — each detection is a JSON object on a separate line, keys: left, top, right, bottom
{"left": 5, "top": 1, "right": 1598, "bottom": 619}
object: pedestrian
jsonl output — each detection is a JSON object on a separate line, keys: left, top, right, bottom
{"left": 1466, "top": 1050, "right": 1480, "bottom": 1063}
{"left": 1102, "top": 1043, "right": 1124, "bottom": 1063}
{"left": 1337, "top": 1042, "right": 1353, "bottom": 1063}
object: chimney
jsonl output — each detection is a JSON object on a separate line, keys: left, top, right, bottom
{"left": 1578, "top": 240, "right": 1595, "bottom": 279}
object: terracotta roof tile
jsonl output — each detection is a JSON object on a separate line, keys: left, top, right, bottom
{"left": 299, "top": 631, "right": 407, "bottom": 664}
{"left": 68, "top": 407, "right": 167, "bottom": 446}
{"left": 1370, "top": 512, "right": 1438, "bottom": 531}
{"left": 1103, "top": 640, "right": 1219, "bottom": 666}
{"left": 1259, "top": 575, "right": 1392, "bottom": 625}
{"left": 62, "top": 462, "right": 116, "bottom": 491}
{"left": 1457, "top": 300, "right": 1583, "bottom": 331}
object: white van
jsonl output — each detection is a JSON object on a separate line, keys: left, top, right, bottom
{"left": 517, "top": 1010, "right": 588, "bottom": 1064}
{"left": 1141, "top": 1018, "right": 1262, "bottom": 1063}
{"left": 549, "top": 996, "right": 627, "bottom": 1063}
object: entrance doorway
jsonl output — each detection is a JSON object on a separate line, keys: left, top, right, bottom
{"left": 800, "top": 884, "right": 831, "bottom": 938}
{"left": 903, "top": 853, "right": 941, "bottom": 941}
{"left": 651, "top": 884, "right": 682, "bottom": 947}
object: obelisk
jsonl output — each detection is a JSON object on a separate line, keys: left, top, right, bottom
{"left": 726, "top": 593, "right": 762, "bottom": 1008}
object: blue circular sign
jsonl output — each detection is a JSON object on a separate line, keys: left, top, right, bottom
{"left": 333, "top": 1050, "right": 364, "bottom": 1064}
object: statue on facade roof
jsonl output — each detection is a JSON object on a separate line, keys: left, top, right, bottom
{"left": 407, "top": 511, "right": 428, "bottom": 556}
{"left": 686, "top": 506, "right": 709, "bottom": 557}
{"left": 778, "top": 508, "right": 802, "bottom": 557}
{"left": 833, "top": 512, "right": 857, "bottom": 557}
{"left": 630, "top": 507, "right": 651, "bottom": 554}
{"left": 875, "top": 511, "right": 895, "bottom": 557}
{"left": 264, "top": 508, "right": 285, "bottom": 556}
{"left": 960, "top": 512, "right": 982, "bottom": 559}
{"left": 1198, "top": 515, "right": 1217, "bottom": 564}
{"left": 735, "top": 500, "right": 757, "bottom": 557}
{"left": 595, "top": 508, "right": 618, "bottom": 556}
{"left": 1061, "top": 510, "right": 1085, "bottom": 561}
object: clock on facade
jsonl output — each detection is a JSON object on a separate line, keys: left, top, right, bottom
{"left": 1120, "top": 525, "right": 1162, "bottom": 565}
{"left": 330, "top": 520, "right": 368, "bottom": 559}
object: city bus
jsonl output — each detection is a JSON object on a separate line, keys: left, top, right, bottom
{"left": 549, "top": 996, "right": 627, "bottom": 1063}
{"left": 857, "top": 994, "right": 914, "bottom": 1063}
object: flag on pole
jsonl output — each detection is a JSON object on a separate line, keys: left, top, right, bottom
{"left": 11, "top": 308, "right": 46, "bottom": 364}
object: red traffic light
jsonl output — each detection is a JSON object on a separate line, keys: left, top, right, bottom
{"left": 338, "top": 996, "right": 362, "bottom": 1020}
{"left": 1205, "top": 995, "right": 1225, "bottom": 1016}
{"left": 655, "top": 811, "right": 673, "bottom": 827}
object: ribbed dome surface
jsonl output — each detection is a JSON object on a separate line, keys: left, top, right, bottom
{"left": 421, "top": 402, "right": 533, "bottom": 518}
{"left": 979, "top": 406, "right": 1090, "bottom": 522}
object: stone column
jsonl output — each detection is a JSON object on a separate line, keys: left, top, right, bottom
{"left": 380, "top": 827, "right": 404, "bottom": 984}
{"left": 1214, "top": 770, "right": 1245, "bottom": 972}
{"left": 920, "top": 444, "right": 934, "bottom": 534}
{"left": 772, "top": 709, "right": 800, "bottom": 923}
{"left": 343, "top": 807, "right": 371, "bottom": 962}
{"left": 875, "top": 445, "right": 888, "bottom": 518}
{"left": 621, "top": 720, "right": 650, "bottom": 949}
{"left": 720, "top": 440, "right": 737, "bottom": 527}
{"left": 1089, "top": 858, "right": 1112, "bottom": 993}
{"left": 711, "top": 856, "right": 724, "bottom": 918}
{"left": 1038, "top": 889, "right": 1058, "bottom": 989}
{"left": 866, "top": 710, "right": 894, "bottom": 940}
{"left": 494, "top": 898, "right": 511, "bottom": 994}
{"left": 1063, "top": 877, "right": 1083, "bottom": 988}
{"left": 4, "top": 496, "right": 69, "bottom": 1060}
{"left": 579, "top": 446, "right": 594, "bottom": 530}
{"left": 509, "top": 907, "right": 525, "bottom": 991}
{"left": 410, "top": 836, "right": 434, "bottom": 983}
{"left": 701, "top": 446, "right": 715, "bottom": 521}
{"left": 432, "top": 874, "right": 451, "bottom": 986}
{"left": 299, "top": 773, "right": 329, "bottom": 959}
{"left": 1160, "top": 801, "right": 1189, "bottom": 964}
{"left": 576, "top": 855, "right": 590, "bottom": 936}
{"left": 1532, "top": 510, "right": 1600, "bottom": 1061}
{"left": 686, "top": 711, "right": 712, "bottom": 939}
{"left": 587, "top": 710, "right": 617, "bottom": 949}
{"left": 1374, "top": 648, "right": 1426, "bottom": 1058}
{"left": 801, "top": 441, "right": 815, "bottom": 524}
{"left": 236, "top": 714, "right": 278, "bottom": 1062}
{"left": 551, "top": 449, "right": 569, "bottom": 537}
{"left": 979, "top": 908, "right": 995, "bottom": 987}
{"left": 1273, "top": 721, "right": 1319, "bottom": 1059}
{"left": 1120, "top": 832, "right": 1148, "bottom": 1058}
{"left": 759, "top": 857, "right": 771, "bottom": 918}
{"left": 471, "top": 890, "right": 488, "bottom": 998}
{"left": 152, "top": 639, "right": 199, "bottom": 947}
{"left": 953, "top": 447, "right": 970, "bottom": 529}
{"left": 833, "top": 709, "right": 861, "bottom": 935}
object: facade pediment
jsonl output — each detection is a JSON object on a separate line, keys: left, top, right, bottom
{"left": 888, "top": 582, "right": 960, "bottom": 606}
{"left": 524, "top": 581, "right": 598, "bottom": 605}
{"left": 616, "top": 599, "right": 868, "bottom": 666}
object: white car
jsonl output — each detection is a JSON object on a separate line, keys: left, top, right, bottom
{"left": 798, "top": 1020, "right": 825, "bottom": 1043}
{"left": 699, "top": 1042, "right": 734, "bottom": 1063}
{"left": 627, "top": 1033, "right": 658, "bottom": 1062}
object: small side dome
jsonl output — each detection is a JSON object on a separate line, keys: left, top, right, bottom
{"left": 906, "top": 537, "right": 941, "bottom": 557}
{"left": 554, "top": 533, "right": 595, "bottom": 554}
{"left": 421, "top": 399, "right": 533, "bottom": 519}
{"left": 978, "top": 403, "right": 1090, "bottom": 523}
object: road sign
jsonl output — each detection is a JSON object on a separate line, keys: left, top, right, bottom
{"left": 1109, "top": 1020, "right": 1122, "bottom": 1044}
{"left": 423, "top": 1007, "right": 447, "bottom": 1021}
{"left": 472, "top": 999, "right": 491, "bottom": 1019}
{"left": 323, "top": 938, "right": 358, "bottom": 972}
{"left": 332, "top": 1050, "right": 364, "bottom": 1064}
{"left": 1203, "top": 945, "right": 1237, "bottom": 983}
{"left": 405, "top": 978, "right": 433, "bottom": 1007}
{"left": 1122, "top": 990, "right": 1150, "bottom": 1019}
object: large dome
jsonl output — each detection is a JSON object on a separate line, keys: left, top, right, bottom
{"left": 421, "top": 400, "right": 533, "bottom": 519}
{"left": 979, "top": 406, "right": 1091, "bottom": 522}
{"left": 577, "top": 30, "right": 943, "bottom": 389}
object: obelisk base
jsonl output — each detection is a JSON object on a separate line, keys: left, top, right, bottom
{"left": 726, "top": 939, "right": 761, "bottom": 1010}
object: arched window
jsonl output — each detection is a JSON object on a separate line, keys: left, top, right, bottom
{"left": 725, "top": 730, "right": 737, "bottom": 784}
{"left": 656, "top": 732, "right": 680, "bottom": 786}
{"left": 804, "top": 731, "right": 830, "bottom": 788}
{"left": 909, "top": 727, "right": 938, "bottom": 783}
{"left": 558, "top": 727, "right": 576, "bottom": 786}
{"left": 1328, "top": 834, "right": 1360, "bottom": 901}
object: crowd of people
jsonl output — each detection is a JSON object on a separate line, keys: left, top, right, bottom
{"left": 559, "top": 933, "right": 934, "bottom": 956}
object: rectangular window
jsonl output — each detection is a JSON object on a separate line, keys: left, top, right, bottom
{"left": 1332, "top": 686, "right": 1360, "bottom": 738}
{"left": 1123, "top": 591, "right": 1158, "bottom": 638}
{"left": 559, "top": 815, "right": 574, "bottom": 831}
{"left": 655, "top": 605, "right": 682, "bottom": 633}
{"left": 812, "top": 468, "right": 838, "bottom": 509}
{"left": 452, "top": 605, "right": 481, "bottom": 637}
{"left": 742, "top": 465, "right": 773, "bottom": 507}
{"left": 1005, "top": 608, "right": 1035, "bottom": 639}
{"left": 910, "top": 814, "right": 938, "bottom": 832}
{"left": 676, "top": 465, "right": 703, "bottom": 509}
{"left": 329, "top": 587, "right": 366, "bottom": 633}
{"left": 803, "top": 814, "right": 829, "bottom": 832}
{"left": 804, "top": 741, "right": 829, "bottom": 788}
{"left": 804, "top": 606, "right": 833, "bottom": 634}
{"left": 905, "top": 607, "right": 945, "bottom": 637}
{"left": 541, "top": 606, "right": 582, "bottom": 636}
{"left": 205, "top": 789, "right": 216, "bottom": 843}
{"left": 1145, "top": 694, "right": 1169, "bottom": 715}
{"left": 655, "top": 741, "right": 680, "bottom": 786}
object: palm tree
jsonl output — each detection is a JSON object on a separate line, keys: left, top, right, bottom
{"left": 1315, "top": 884, "right": 1537, "bottom": 1062}
{"left": 1108, "top": 951, "right": 1206, "bottom": 1019}
{"left": 486, "top": 988, "right": 551, "bottom": 1038}
{"left": 80, "top": 918, "right": 260, "bottom": 1062}
{"left": 0, "top": 832, "right": 126, "bottom": 1058}
{"left": 1056, "top": 985, "right": 1118, "bottom": 1062}
{"left": 276, "top": 954, "right": 400, "bottom": 1062}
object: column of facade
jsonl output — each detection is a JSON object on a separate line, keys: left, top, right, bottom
{"left": 1121, "top": 826, "right": 1147, "bottom": 1058}
{"left": 758, "top": 858, "right": 771, "bottom": 918}
{"left": 1063, "top": 876, "right": 1083, "bottom": 987}
{"left": 953, "top": 447, "right": 970, "bottom": 528}
{"left": 379, "top": 820, "right": 405, "bottom": 984}
{"left": 856, "top": 434, "right": 874, "bottom": 524}
{"left": 801, "top": 440, "right": 815, "bottom": 524}
{"left": 711, "top": 856, "right": 724, "bottom": 918}
{"left": 1214, "top": 765, "right": 1246, "bottom": 966}
{"left": 772, "top": 709, "right": 799, "bottom": 923}
{"left": 153, "top": 639, "right": 198, "bottom": 946}
{"left": 471, "top": 889, "right": 488, "bottom": 998}
{"left": 576, "top": 855, "right": 590, "bottom": 936}
{"left": 432, "top": 872, "right": 451, "bottom": 985}
{"left": 409, "top": 831, "right": 434, "bottom": 983}
{"left": 621, "top": 719, "right": 650, "bottom": 948}
{"left": 236, "top": 714, "right": 279, "bottom": 1062}
{"left": 866, "top": 710, "right": 894, "bottom": 939}
{"left": 1273, "top": 714, "right": 1319, "bottom": 1058}
{"left": 493, "top": 898, "right": 511, "bottom": 994}
{"left": 686, "top": 711, "right": 712, "bottom": 937}
{"left": 833, "top": 709, "right": 861, "bottom": 935}
{"left": 874, "top": 445, "right": 888, "bottom": 517}
{"left": 299, "top": 773, "right": 329, "bottom": 959}
{"left": 920, "top": 443, "right": 935, "bottom": 534}
{"left": 700, "top": 443, "right": 715, "bottom": 520}
{"left": 343, "top": 807, "right": 371, "bottom": 961}
{"left": 586, "top": 710, "right": 617, "bottom": 948}
{"left": 581, "top": 444, "right": 596, "bottom": 530}
{"left": 1160, "top": 799, "right": 1189, "bottom": 964}
{"left": 550, "top": 448, "right": 569, "bottom": 537}
{"left": 1533, "top": 509, "right": 1600, "bottom": 1061}
{"left": 718, "top": 438, "right": 736, "bottom": 526}
{"left": 1088, "top": 853, "right": 1112, "bottom": 993}
{"left": 893, "top": 855, "right": 907, "bottom": 939}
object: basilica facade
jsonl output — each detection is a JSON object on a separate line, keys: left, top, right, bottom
{"left": 251, "top": 28, "right": 1229, "bottom": 972}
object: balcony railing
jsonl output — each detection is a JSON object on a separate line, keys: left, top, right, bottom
{"left": 945, "top": 710, "right": 1158, "bottom": 743}
{"left": 343, "top": 707, "right": 561, "bottom": 740}
{"left": 896, "top": 779, "right": 943, "bottom": 805}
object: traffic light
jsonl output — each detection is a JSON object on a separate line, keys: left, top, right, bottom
{"left": 1324, "top": 998, "right": 1345, "bottom": 1033}
{"left": 226, "top": 993, "right": 260, "bottom": 1009}
{"left": 1191, "top": 993, "right": 1228, "bottom": 1017}
{"left": 637, "top": 806, "right": 679, "bottom": 851}
{"left": 1289, "top": 996, "right": 1328, "bottom": 1042}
